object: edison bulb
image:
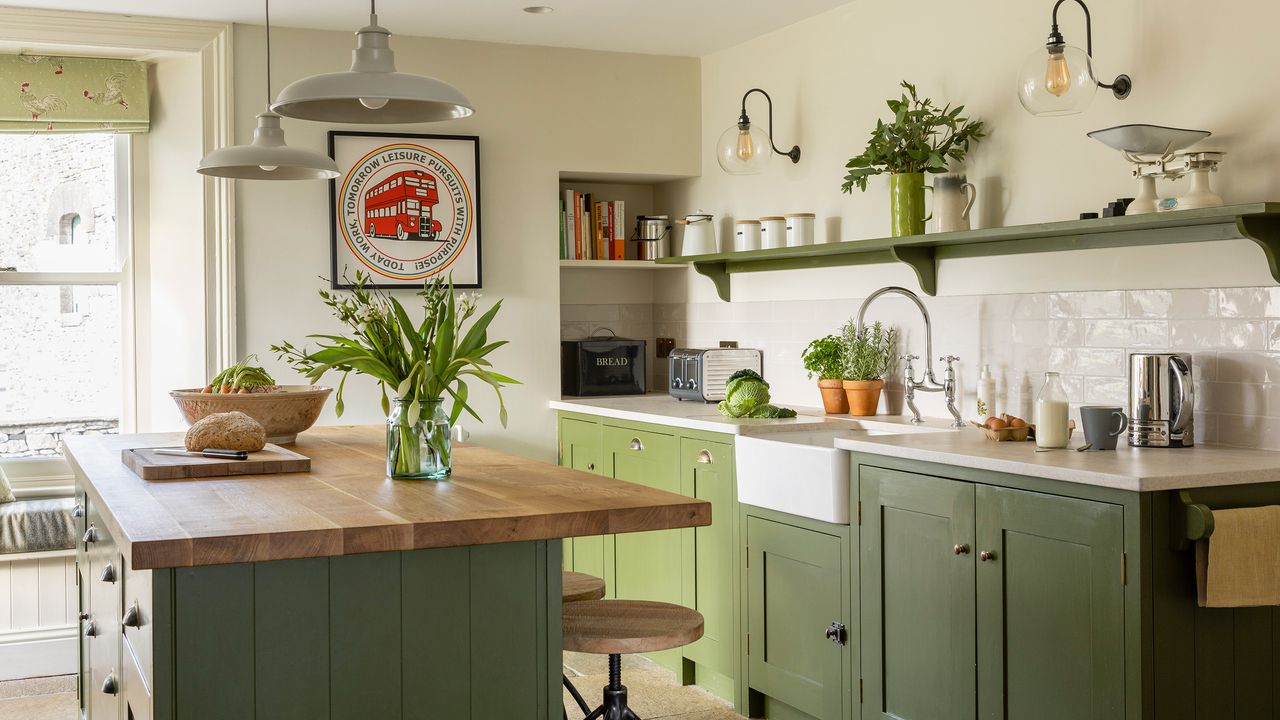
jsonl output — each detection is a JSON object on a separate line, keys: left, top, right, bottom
{"left": 736, "top": 127, "right": 755, "bottom": 162}
{"left": 359, "top": 97, "right": 390, "bottom": 110}
{"left": 259, "top": 165, "right": 278, "bottom": 172}
{"left": 1044, "top": 49, "right": 1072, "bottom": 97}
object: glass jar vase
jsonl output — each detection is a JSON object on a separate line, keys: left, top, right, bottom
{"left": 386, "top": 398, "right": 452, "bottom": 480}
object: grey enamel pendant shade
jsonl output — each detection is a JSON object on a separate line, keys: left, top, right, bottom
{"left": 270, "top": 12, "right": 474, "bottom": 124}
{"left": 197, "top": 110, "right": 340, "bottom": 180}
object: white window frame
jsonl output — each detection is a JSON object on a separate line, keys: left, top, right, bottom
{"left": 0, "top": 134, "right": 137, "bottom": 436}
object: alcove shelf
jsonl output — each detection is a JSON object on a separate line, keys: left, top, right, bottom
{"left": 654, "top": 203, "right": 1280, "bottom": 300}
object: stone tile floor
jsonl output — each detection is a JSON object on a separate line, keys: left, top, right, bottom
{"left": 0, "top": 674, "right": 76, "bottom": 720}
{"left": 563, "top": 651, "right": 747, "bottom": 719}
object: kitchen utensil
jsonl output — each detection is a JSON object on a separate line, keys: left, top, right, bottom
{"left": 154, "top": 448, "right": 249, "bottom": 460}
{"left": 784, "top": 213, "right": 815, "bottom": 246}
{"left": 632, "top": 215, "right": 671, "bottom": 260}
{"left": 1129, "top": 352, "right": 1195, "bottom": 447}
{"left": 734, "top": 220, "right": 761, "bottom": 251}
{"left": 1076, "top": 443, "right": 1093, "bottom": 452}
{"left": 759, "top": 216, "right": 786, "bottom": 249}
{"left": 561, "top": 335, "right": 646, "bottom": 397}
{"left": 932, "top": 174, "right": 976, "bottom": 233}
{"left": 1079, "top": 405, "right": 1129, "bottom": 451}
{"left": 668, "top": 348, "right": 763, "bottom": 402}
{"left": 676, "top": 211, "right": 717, "bottom": 256}
{"left": 169, "top": 385, "right": 331, "bottom": 445}
{"left": 121, "top": 444, "right": 310, "bottom": 480}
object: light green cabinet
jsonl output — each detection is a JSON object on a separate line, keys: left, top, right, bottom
{"left": 558, "top": 416, "right": 611, "bottom": 587}
{"left": 681, "top": 437, "right": 738, "bottom": 699}
{"left": 859, "top": 467, "right": 1124, "bottom": 720}
{"left": 745, "top": 509, "right": 851, "bottom": 720}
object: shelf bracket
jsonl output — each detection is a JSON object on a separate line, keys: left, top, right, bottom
{"left": 1238, "top": 215, "right": 1280, "bottom": 287}
{"left": 693, "top": 261, "right": 732, "bottom": 302}
{"left": 888, "top": 245, "right": 938, "bottom": 296}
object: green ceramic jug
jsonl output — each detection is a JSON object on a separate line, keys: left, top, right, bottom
{"left": 890, "top": 173, "right": 932, "bottom": 237}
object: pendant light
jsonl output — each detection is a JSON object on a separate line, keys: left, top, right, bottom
{"left": 270, "top": 0, "right": 474, "bottom": 124}
{"left": 198, "top": 0, "right": 339, "bottom": 180}
{"left": 1016, "top": 0, "right": 1132, "bottom": 116}
{"left": 715, "top": 88, "right": 801, "bottom": 175}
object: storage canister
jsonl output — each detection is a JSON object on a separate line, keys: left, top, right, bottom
{"left": 760, "top": 216, "right": 787, "bottom": 249}
{"left": 785, "top": 213, "right": 816, "bottom": 246}
{"left": 734, "top": 219, "right": 761, "bottom": 252}
{"left": 632, "top": 215, "right": 671, "bottom": 260}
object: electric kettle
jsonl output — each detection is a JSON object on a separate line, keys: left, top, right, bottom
{"left": 1128, "top": 352, "right": 1194, "bottom": 447}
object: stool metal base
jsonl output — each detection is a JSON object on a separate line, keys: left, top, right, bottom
{"left": 564, "top": 654, "right": 641, "bottom": 720}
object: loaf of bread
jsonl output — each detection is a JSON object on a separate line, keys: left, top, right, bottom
{"left": 185, "top": 411, "right": 267, "bottom": 452}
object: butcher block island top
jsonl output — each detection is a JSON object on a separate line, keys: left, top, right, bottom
{"left": 63, "top": 425, "right": 710, "bottom": 570}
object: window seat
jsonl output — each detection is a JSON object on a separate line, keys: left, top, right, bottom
{"left": 0, "top": 497, "right": 76, "bottom": 554}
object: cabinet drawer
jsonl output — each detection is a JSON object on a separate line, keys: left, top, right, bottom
{"left": 602, "top": 425, "right": 678, "bottom": 491}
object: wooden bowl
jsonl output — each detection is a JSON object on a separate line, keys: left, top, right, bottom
{"left": 169, "top": 385, "right": 332, "bottom": 444}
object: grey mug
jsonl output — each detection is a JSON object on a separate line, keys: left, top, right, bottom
{"left": 1080, "top": 406, "right": 1129, "bottom": 451}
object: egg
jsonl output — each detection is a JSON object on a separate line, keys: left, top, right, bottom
{"left": 985, "top": 417, "right": 1008, "bottom": 430}
{"left": 1008, "top": 417, "right": 1027, "bottom": 428}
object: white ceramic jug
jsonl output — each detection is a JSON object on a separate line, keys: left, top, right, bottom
{"left": 678, "top": 211, "right": 717, "bottom": 256}
{"left": 932, "top": 174, "right": 977, "bottom": 233}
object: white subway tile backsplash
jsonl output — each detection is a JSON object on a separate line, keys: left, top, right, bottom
{"left": 1075, "top": 348, "right": 1126, "bottom": 376}
{"left": 1050, "top": 291, "right": 1124, "bottom": 318}
{"left": 1125, "top": 290, "right": 1171, "bottom": 318}
{"left": 1048, "top": 320, "right": 1084, "bottom": 346}
{"left": 1085, "top": 320, "right": 1168, "bottom": 347}
{"left": 1013, "top": 293, "right": 1049, "bottom": 319}
{"left": 1217, "top": 288, "right": 1280, "bottom": 318}
{"left": 1084, "top": 376, "right": 1128, "bottom": 405}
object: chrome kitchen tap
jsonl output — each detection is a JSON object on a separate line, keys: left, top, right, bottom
{"left": 855, "top": 286, "right": 964, "bottom": 428}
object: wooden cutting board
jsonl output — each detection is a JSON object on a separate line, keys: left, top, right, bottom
{"left": 122, "top": 444, "right": 311, "bottom": 480}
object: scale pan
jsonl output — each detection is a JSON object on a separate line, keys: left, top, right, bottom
{"left": 1087, "top": 124, "right": 1211, "bottom": 155}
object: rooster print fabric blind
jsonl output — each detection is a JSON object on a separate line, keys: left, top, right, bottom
{"left": 0, "top": 54, "right": 149, "bottom": 133}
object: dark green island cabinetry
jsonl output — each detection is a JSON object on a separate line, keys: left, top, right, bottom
{"left": 66, "top": 427, "right": 710, "bottom": 720}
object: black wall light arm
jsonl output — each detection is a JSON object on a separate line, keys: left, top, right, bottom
{"left": 739, "top": 88, "right": 801, "bottom": 164}
{"left": 1047, "top": 0, "right": 1132, "bottom": 98}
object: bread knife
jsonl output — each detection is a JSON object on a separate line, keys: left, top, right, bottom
{"left": 154, "top": 448, "right": 249, "bottom": 460}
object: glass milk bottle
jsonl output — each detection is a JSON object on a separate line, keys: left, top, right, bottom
{"left": 1035, "top": 372, "right": 1071, "bottom": 448}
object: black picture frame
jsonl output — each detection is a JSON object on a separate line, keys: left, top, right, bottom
{"left": 327, "top": 130, "right": 482, "bottom": 290}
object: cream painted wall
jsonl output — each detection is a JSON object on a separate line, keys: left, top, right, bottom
{"left": 655, "top": 0, "right": 1280, "bottom": 304}
{"left": 132, "top": 52, "right": 208, "bottom": 431}
{"left": 233, "top": 25, "right": 700, "bottom": 459}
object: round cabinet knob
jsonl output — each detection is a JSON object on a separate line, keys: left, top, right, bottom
{"left": 99, "top": 563, "right": 116, "bottom": 583}
{"left": 82, "top": 525, "right": 98, "bottom": 543}
{"left": 979, "top": 550, "right": 997, "bottom": 562}
{"left": 84, "top": 619, "right": 97, "bottom": 638}
{"left": 696, "top": 449, "right": 713, "bottom": 464}
{"left": 629, "top": 438, "right": 644, "bottom": 451}
{"left": 101, "top": 672, "right": 118, "bottom": 695}
{"left": 122, "top": 602, "right": 141, "bottom": 628}
{"left": 953, "top": 543, "right": 970, "bottom": 556}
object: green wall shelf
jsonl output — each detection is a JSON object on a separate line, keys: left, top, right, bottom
{"left": 654, "top": 203, "right": 1280, "bottom": 300}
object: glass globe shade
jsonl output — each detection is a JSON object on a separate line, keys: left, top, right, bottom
{"left": 716, "top": 123, "right": 772, "bottom": 174}
{"left": 1017, "top": 43, "right": 1097, "bottom": 116}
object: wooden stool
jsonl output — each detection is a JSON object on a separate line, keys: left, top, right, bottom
{"left": 561, "top": 572, "right": 606, "bottom": 720}
{"left": 562, "top": 600, "right": 704, "bottom": 720}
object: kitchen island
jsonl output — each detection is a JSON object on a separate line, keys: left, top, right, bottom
{"left": 64, "top": 426, "right": 710, "bottom": 720}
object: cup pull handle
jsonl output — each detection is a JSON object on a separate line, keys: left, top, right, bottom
{"left": 629, "top": 438, "right": 644, "bottom": 452}
{"left": 696, "top": 449, "right": 713, "bottom": 464}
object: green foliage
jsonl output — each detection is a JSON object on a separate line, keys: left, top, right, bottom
{"left": 271, "top": 271, "right": 519, "bottom": 428}
{"left": 841, "top": 320, "right": 898, "bottom": 381}
{"left": 802, "top": 335, "right": 845, "bottom": 380}
{"left": 717, "top": 369, "right": 797, "bottom": 419}
{"left": 841, "top": 81, "right": 986, "bottom": 194}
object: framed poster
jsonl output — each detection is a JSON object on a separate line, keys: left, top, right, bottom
{"left": 328, "top": 131, "right": 482, "bottom": 289}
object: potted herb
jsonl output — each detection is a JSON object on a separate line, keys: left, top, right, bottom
{"left": 841, "top": 81, "right": 986, "bottom": 237}
{"left": 273, "top": 272, "right": 518, "bottom": 480}
{"left": 802, "top": 334, "right": 849, "bottom": 414}
{"left": 841, "top": 320, "right": 897, "bottom": 416}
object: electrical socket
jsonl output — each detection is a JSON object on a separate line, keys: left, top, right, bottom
{"left": 656, "top": 337, "right": 675, "bottom": 358}
{"left": 719, "top": 340, "right": 739, "bottom": 348}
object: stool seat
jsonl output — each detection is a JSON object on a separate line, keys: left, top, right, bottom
{"left": 562, "top": 571, "right": 606, "bottom": 603}
{"left": 563, "top": 600, "right": 703, "bottom": 655}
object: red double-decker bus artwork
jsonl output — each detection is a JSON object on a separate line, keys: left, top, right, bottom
{"left": 363, "top": 170, "right": 444, "bottom": 241}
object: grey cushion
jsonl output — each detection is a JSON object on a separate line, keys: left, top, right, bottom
{"left": 0, "top": 497, "right": 76, "bottom": 554}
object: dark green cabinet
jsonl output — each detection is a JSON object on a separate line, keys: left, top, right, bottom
{"left": 745, "top": 510, "right": 850, "bottom": 720}
{"left": 859, "top": 467, "right": 1124, "bottom": 720}
{"left": 860, "top": 467, "right": 976, "bottom": 720}
{"left": 975, "top": 485, "right": 1124, "bottom": 720}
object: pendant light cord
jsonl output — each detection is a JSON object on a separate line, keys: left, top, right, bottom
{"left": 264, "top": 0, "right": 273, "bottom": 105}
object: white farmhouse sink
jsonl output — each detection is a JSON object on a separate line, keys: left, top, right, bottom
{"left": 736, "top": 421, "right": 949, "bottom": 524}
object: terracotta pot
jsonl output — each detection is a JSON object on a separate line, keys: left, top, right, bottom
{"left": 817, "top": 379, "right": 849, "bottom": 414}
{"left": 843, "top": 379, "right": 885, "bottom": 417}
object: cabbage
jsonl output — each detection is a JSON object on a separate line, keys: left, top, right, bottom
{"left": 717, "top": 369, "right": 797, "bottom": 419}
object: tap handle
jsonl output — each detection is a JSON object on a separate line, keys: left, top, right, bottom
{"left": 900, "top": 354, "right": 920, "bottom": 362}
{"left": 939, "top": 355, "right": 961, "bottom": 365}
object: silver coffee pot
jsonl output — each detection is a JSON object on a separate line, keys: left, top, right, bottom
{"left": 1128, "top": 352, "right": 1194, "bottom": 447}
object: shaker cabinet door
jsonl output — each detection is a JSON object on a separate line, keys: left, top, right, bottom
{"left": 860, "top": 467, "right": 976, "bottom": 720}
{"left": 975, "top": 485, "right": 1124, "bottom": 720}
{"left": 558, "top": 417, "right": 610, "bottom": 583}
{"left": 680, "top": 438, "right": 735, "bottom": 679}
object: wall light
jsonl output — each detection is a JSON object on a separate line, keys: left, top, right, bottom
{"left": 715, "top": 88, "right": 801, "bottom": 175}
{"left": 1018, "top": 0, "right": 1132, "bottom": 116}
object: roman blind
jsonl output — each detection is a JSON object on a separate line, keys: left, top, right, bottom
{"left": 0, "top": 53, "right": 149, "bottom": 133}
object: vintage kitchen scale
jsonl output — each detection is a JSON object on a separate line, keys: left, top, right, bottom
{"left": 1088, "top": 124, "right": 1225, "bottom": 214}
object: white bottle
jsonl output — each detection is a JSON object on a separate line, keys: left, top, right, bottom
{"left": 1035, "top": 372, "right": 1071, "bottom": 449}
{"left": 977, "top": 364, "right": 996, "bottom": 421}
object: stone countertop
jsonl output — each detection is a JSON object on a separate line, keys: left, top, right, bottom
{"left": 834, "top": 430, "right": 1280, "bottom": 492}
{"left": 550, "top": 394, "right": 844, "bottom": 435}
{"left": 63, "top": 426, "right": 710, "bottom": 570}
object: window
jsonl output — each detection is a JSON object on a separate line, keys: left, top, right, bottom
{"left": 0, "top": 133, "right": 131, "bottom": 458}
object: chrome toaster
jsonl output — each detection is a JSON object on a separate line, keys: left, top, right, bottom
{"left": 668, "top": 348, "right": 763, "bottom": 402}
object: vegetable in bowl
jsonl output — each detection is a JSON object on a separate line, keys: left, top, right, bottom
{"left": 203, "top": 355, "right": 280, "bottom": 394}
